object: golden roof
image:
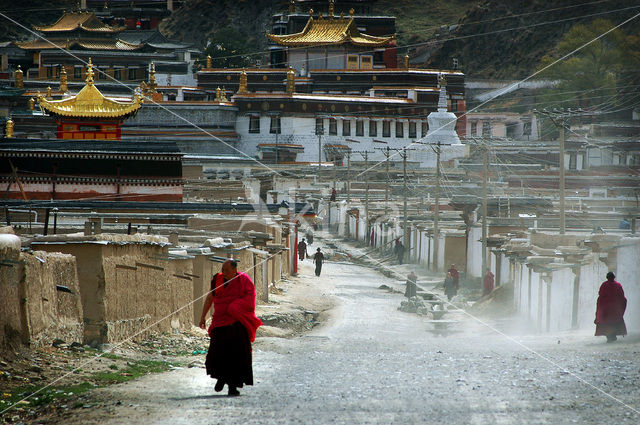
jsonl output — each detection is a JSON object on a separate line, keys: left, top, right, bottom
{"left": 267, "top": 15, "right": 394, "bottom": 47}
{"left": 34, "top": 11, "right": 125, "bottom": 33}
{"left": 18, "top": 39, "right": 142, "bottom": 51}
{"left": 38, "top": 59, "right": 142, "bottom": 119}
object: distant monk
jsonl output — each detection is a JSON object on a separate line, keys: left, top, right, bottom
{"left": 483, "top": 268, "right": 494, "bottom": 296}
{"left": 298, "top": 238, "right": 307, "bottom": 261}
{"left": 443, "top": 272, "right": 457, "bottom": 301}
{"left": 313, "top": 247, "right": 324, "bottom": 277}
{"left": 396, "top": 241, "right": 405, "bottom": 264}
{"left": 405, "top": 271, "right": 417, "bottom": 299}
{"left": 447, "top": 264, "right": 460, "bottom": 291}
{"left": 199, "top": 259, "right": 263, "bottom": 396}
{"left": 594, "top": 272, "right": 627, "bottom": 343}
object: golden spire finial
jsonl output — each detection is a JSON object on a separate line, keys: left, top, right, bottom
{"left": 5, "top": 118, "right": 14, "bottom": 138}
{"left": 328, "top": 0, "right": 334, "bottom": 18}
{"left": 206, "top": 54, "right": 212, "bottom": 69}
{"left": 60, "top": 66, "right": 68, "bottom": 92}
{"left": 286, "top": 67, "right": 295, "bottom": 94}
{"left": 46, "top": 86, "right": 52, "bottom": 99}
{"left": 349, "top": 8, "right": 354, "bottom": 17}
{"left": 404, "top": 54, "right": 409, "bottom": 69}
{"left": 439, "top": 73, "right": 447, "bottom": 87}
{"left": 215, "top": 86, "right": 222, "bottom": 102}
{"left": 29, "top": 97, "right": 35, "bottom": 111}
{"left": 238, "top": 69, "right": 248, "bottom": 95}
{"left": 221, "top": 86, "right": 228, "bottom": 102}
{"left": 309, "top": 8, "right": 313, "bottom": 18}
{"left": 340, "top": 11, "right": 344, "bottom": 19}
{"left": 14, "top": 65, "right": 23, "bottom": 89}
{"left": 289, "top": 0, "right": 294, "bottom": 13}
{"left": 85, "top": 58, "right": 94, "bottom": 85}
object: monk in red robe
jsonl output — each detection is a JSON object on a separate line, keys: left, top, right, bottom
{"left": 594, "top": 272, "right": 627, "bottom": 343}
{"left": 483, "top": 269, "right": 494, "bottom": 296}
{"left": 200, "top": 259, "right": 263, "bottom": 396}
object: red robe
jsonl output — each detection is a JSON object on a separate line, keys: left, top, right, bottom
{"left": 483, "top": 271, "right": 494, "bottom": 296}
{"left": 208, "top": 272, "right": 263, "bottom": 342}
{"left": 595, "top": 279, "right": 627, "bottom": 336}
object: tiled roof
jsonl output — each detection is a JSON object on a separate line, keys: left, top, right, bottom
{"left": 17, "top": 39, "right": 142, "bottom": 51}
{"left": 267, "top": 15, "right": 394, "bottom": 47}
{"left": 34, "top": 11, "right": 125, "bottom": 33}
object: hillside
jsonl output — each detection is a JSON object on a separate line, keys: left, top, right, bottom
{"left": 0, "top": 0, "right": 77, "bottom": 40}
{"left": 425, "top": 0, "right": 640, "bottom": 78}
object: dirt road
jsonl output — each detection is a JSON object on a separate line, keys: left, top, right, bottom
{"left": 28, "top": 252, "right": 640, "bottom": 424}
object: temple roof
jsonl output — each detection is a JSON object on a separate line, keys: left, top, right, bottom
{"left": 37, "top": 60, "right": 142, "bottom": 119}
{"left": 18, "top": 39, "right": 142, "bottom": 51}
{"left": 267, "top": 14, "right": 394, "bottom": 47}
{"left": 34, "top": 11, "right": 125, "bottom": 33}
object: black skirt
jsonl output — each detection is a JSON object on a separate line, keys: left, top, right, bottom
{"left": 205, "top": 321, "right": 254, "bottom": 388}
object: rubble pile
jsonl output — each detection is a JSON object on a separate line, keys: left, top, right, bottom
{"left": 397, "top": 296, "right": 431, "bottom": 315}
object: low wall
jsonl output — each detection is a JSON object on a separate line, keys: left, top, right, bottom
{"left": 0, "top": 235, "right": 83, "bottom": 350}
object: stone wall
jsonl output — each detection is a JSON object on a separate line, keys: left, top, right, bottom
{"left": 0, "top": 234, "right": 26, "bottom": 349}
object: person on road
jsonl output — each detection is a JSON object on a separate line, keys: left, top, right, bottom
{"left": 313, "top": 247, "right": 324, "bottom": 277}
{"left": 483, "top": 268, "right": 494, "bottom": 296}
{"left": 199, "top": 259, "right": 263, "bottom": 396}
{"left": 298, "top": 238, "right": 308, "bottom": 261}
{"left": 594, "top": 271, "right": 627, "bottom": 343}
{"left": 405, "top": 271, "right": 417, "bottom": 298}
{"left": 396, "top": 241, "right": 405, "bottom": 264}
{"left": 306, "top": 231, "right": 314, "bottom": 246}
{"left": 443, "top": 272, "right": 457, "bottom": 301}
{"left": 447, "top": 264, "right": 460, "bottom": 291}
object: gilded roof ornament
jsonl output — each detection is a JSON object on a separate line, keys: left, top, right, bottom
{"left": 37, "top": 61, "right": 141, "bottom": 119}
{"left": 148, "top": 62, "right": 157, "bottom": 93}
{"left": 237, "top": 70, "right": 248, "bottom": 95}
{"left": 14, "top": 65, "right": 23, "bottom": 89}
{"left": 206, "top": 55, "right": 212, "bottom": 69}
{"left": 5, "top": 118, "right": 14, "bottom": 138}
{"left": 29, "top": 98, "right": 35, "bottom": 111}
{"left": 86, "top": 57, "right": 94, "bottom": 85}
{"left": 328, "top": 0, "right": 334, "bottom": 18}
{"left": 60, "top": 66, "right": 68, "bottom": 92}
{"left": 215, "top": 86, "right": 222, "bottom": 102}
{"left": 286, "top": 67, "right": 295, "bottom": 94}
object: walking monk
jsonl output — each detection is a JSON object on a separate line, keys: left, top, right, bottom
{"left": 594, "top": 271, "right": 627, "bottom": 343}
{"left": 199, "top": 259, "right": 263, "bottom": 396}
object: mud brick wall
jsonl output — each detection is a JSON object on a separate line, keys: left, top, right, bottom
{"left": 34, "top": 238, "right": 195, "bottom": 345}
{"left": 21, "top": 251, "right": 83, "bottom": 348}
{"left": 0, "top": 234, "right": 83, "bottom": 350}
{"left": 0, "top": 234, "right": 25, "bottom": 350}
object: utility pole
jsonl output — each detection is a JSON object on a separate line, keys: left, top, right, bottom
{"left": 346, "top": 152, "right": 351, "bottom": 202}
{"left": 385, "top": 146, "right": 390, "bottom": 216}
{"left": 481, "top": 145, "right": 488, "bottom": 277}
{"left": 356, "top": 151, "right": 374, "bottom": 244}
{"left": 403, "top": 146, "right": 408, "bottom": 245}
{"left": 559, "top": 121, "right": 566, "bottom": 234}
{"left": 433, "top": 142, "right": 441, "bottom": 272}
{"left": 534, "top": 108, "right": 568, "bottom": 234}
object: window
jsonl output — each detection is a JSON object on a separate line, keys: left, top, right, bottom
{"left": 360, "top": 55, "right": 373, "bottom": 69}
{"left": 74, "top": 67, "right": 81, "bottom": 79}
{"left": 347, "top": 54, "right": 359, "bottom": 69}
{"left": 46, "top": 66, "right": 53, "bottom": 78}
{"left": 395, "top": 121, "right": 404, "bottom": 138}
{"left": 356, "top": 120, "right": 364, "bottom": 136}
{"left": 421, "top": 121, "right": 428, "bottom": 137}
{"left": 342, "top": 119, "right": 351, "bottom": 136}
{"left": 249, "top": 115, "right": 260, "bottom": 133}
{"left": 329, "top": 118, "right": 337, "bottom": 135}
{"left": 369, "top": 120, "right": 377, "bottom": 137}
{"left": 409, "top": 121, "right": 417, "bottom": 138}
{"left": 470, "top": 121, "right": 477, "bottom": 136}
{"left": 569, "top": 154, "right": 577, "bottom": 170}
{"left": 269, "top": 116, "right": 281, "bottom": 134}
{"left": 482, "top": 121, "right": 492, "bottom": 138}
{"left": 114, "top": 69, "right": 121, "bottom": 80}
{"left": 382, "top": 121, "right": 391, "bottom": 137}
{"left": 128, "top": 68, "right": 136, "bottom": 80}
{"left": 315, "top": 118, "right": 324, "bottom": 135}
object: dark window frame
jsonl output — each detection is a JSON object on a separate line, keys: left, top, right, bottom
{"left": 329, "top": 118, "right": 337, "bottom": 135}
{"left": 395, "top": 121, "right": 404, "bottom": 138}
{"left": 355, "top": 120, "right": 364, "bottom": 136}
{"left": 342, "top": 119, "right": 351, "bottom": 136}
{"left": 269, "top": 116, "right": 281, "bottom": 134}
{"left": 369, "top": 120, "right": 377, "bottom": 137}
{"left": 408, "top": 121, "right": 417, "bottom": 138}
{"left": 382, "top": 121, "right": 391, "bottom": 138}
{"left": 249, "top": 115, "right": 261, "bottom": 133}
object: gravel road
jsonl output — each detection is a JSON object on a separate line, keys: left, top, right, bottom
{"left": 36, "top": 257, "right": 640, "bottom": 424}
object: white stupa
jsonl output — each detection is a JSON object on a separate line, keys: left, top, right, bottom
{"left": 414, "top": 74, "right": 466, "bottom": 167}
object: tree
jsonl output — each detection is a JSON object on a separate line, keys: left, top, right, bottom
{"left": 201, "top": 26, "right": 254, "bottom": 69}
{"left": 537, "top": 19, "right": 640, "bottom": 112}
